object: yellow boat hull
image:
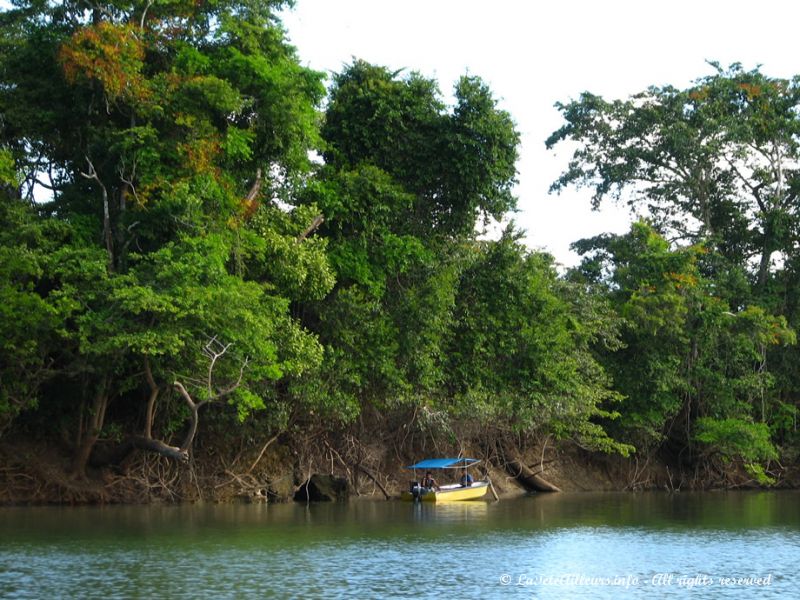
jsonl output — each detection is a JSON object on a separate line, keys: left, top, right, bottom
{"left": 401, "top": 481, "right": 489, "bottom": 502}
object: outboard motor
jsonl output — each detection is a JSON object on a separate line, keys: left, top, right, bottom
{"left": 410, "top": 481, "right": 422, "bottom": 501}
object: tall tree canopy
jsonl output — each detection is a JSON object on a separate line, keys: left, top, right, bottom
{"left": 446, "top": 230, "right": 630, "bottom": 454}
{"left": 547, "top": 63, "right": 800, "bottom": 292}
{"left": 8, "top": 1, "right": 795, "bottom": 494}
{"left": 0, "top": 0, "right": 332, "bottom": 474}
{"left": 571, "top": 224, "right": 793, "bottom": 459}
{"left": 296, "top": 61, "right": 625, "bottom": 454}
{"left": 296, "top": 61, "right": 522, "bottom": 417}
{"left": 320, "top": 60, "right": 520, "bottom": 238}
{"left": 552, "top": 65, "right": 800, "bottom": 483}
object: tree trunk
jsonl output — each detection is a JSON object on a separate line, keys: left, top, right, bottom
{"left": 355, "top": 464, "right": 390, "bottom": 499}
{"left": 72, "top": 379, "right": 109, "bottom": 477}
{"left": 94, "top": 348, "right": 246, "bottom": 468}
{"left": 756, "top": 246, "right": 773, "bottom": 291}
{"left": 80, "top": 157, "right": 114, "bottom": 272}
{"left": 756, "top": 214, "right": 778, "bottom": 292}
{"left": 497, "top": 440, "right": 562, "bottom": 492}
{"left": 98, "top": 359, "right": 189, "bottom": 466}
{"left": 95, "top": 436, "right": 188, "bottom": 467}
{"left": 143, "top": 357, "right": 158, "bottom": 439}
{"left": 173, "top": 381, "right": 205, "bottom": 454}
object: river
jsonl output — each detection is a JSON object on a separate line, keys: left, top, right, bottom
{"left": 1, "top": 491, "right": 797, "bottom": 598}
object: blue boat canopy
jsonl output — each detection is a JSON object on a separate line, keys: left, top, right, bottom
{"left": 405, "top": 458, "right": 480, "bottom": 470}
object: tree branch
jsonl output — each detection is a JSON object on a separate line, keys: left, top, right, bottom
{"left": 173, "top": 381, "right": 197, "bottom": 411}
{"left": 725, "top": 155, "right": 768, "bottom": 213}
{"left": 80, "top": 156, "right": 114, "bottom": 271}
{"left": 143, "top": 356, "right": 159, "bottom": 439}
{"left": 173, "top": 339, "right": 250, "bottom": 453}
{"left": 139, "top": 0, "right": 154, "bottom": 30}
{"left": 245, "top": 168, "right": 263, "bottom": 204}
{"left": 297, "top": 214, "right": 324, "bottom": 241}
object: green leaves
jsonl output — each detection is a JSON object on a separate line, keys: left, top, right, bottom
{"left": 445, "top": 230, "right": 623, "bottom": 448}
{"left": 224, "top": 127, "right": 255, "bottom": 162}
{"left": 321, "top": 60, "right": 519, "bottom": 237}
{"left": 448, "top": 75, "right": 519, "bottom": 224}
{"left": 549, "top": 64, "right": 800, "bottom": 291}
{"left": 694, "top": 417, "right": 778, "bottom": 484}
{"left": 0, "top": 149, "right": 17, "bottom": 186}
{"left": 553, "top": 64, "right": 800, "bottom": 476}
{"left": 19, "top": 1, "right": 800, "bottom": 484}
{"left": 0, "top": 198, "right": 97, "bottom": 427}
{"left": 0, "top": 1, "right": 329, "bottom": 446}
{"left": 570, "top": 220, "right": 796, "bottom": 476}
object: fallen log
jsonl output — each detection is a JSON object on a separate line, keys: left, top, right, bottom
{"left": 504, "top": 457, "right": 562, "bottom": 493}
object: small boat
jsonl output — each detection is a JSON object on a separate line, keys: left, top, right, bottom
{"left": 400, "top": 458, "right": 490, "bottom": 502}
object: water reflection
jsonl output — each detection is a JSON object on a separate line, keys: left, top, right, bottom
{"left": 1, "top": 492, "right": 799, "bottom": 599}
{"left": 410, "top": 499, "right": 489, "bottom": 524}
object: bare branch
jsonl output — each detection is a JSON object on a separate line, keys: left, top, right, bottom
{"left": 139, "top": 0, "right": 154, "bottom": 30}
{"left": 173, "top": 380, "right": 201, "bottom": 452}
{"left": 203, "top": 337, "right": 234, "bottom": 398}
{"left": 247, "top": 433, "right": 280, "bottom": 474}
{"left": 118, "top": 154, "right": 139, "bottom": 206}
{"left": 170, "top": 337, "right": 251, "bottom": 454}
{"left": 173, "top": 381, "right": 196, "bottom": 411}
{"left": 297, "top": 214, "right": 324, "bottom": 241}
{"left": 143, "top": 356, "right": 159, "bottom": 439}
{"left": 211, "top": 357, "right": 249, "bottom": 402}
{"left": 245, "top": 168, "right": 263, "bottom": 204}
{"left": 81, "top": 156, "right": 114, "bottom": 270}
{"left": 30, "top": 177, "right": 59, "bottom": 192}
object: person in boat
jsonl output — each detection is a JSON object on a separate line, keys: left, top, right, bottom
{"left": 421, "top": 471, "right": 439, "bottom": 490}
{"left": 459, "top": 468, "right": 474, "bottom": 487}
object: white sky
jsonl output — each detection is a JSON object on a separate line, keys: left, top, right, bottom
{"left": 280, "top": 0, "right": 800, "bottom": 266}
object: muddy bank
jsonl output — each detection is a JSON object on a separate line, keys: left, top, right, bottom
{"left": 1, "top": 427, "right": 795, "bottom": 505}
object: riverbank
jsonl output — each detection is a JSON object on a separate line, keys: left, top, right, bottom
{"left": 1, "top": 428, "right": 796, "bottom": 505}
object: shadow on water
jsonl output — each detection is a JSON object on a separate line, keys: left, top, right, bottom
{"left": 1, "top": 490, "right": 799, "bottom": 546}
{"left": 1, "top": 492, "right": 799, "bottom": 599}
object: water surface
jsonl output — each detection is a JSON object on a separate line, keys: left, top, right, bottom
{"left": 1, "top": 492, "right": 797, "bottom": 598}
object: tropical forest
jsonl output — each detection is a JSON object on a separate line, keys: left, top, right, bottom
{"left": 2, "top": 0, "right": 800, "bottom": 503}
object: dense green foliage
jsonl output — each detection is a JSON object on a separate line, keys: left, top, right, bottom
{"left": 0, "top": 0, "right": 331, "bottom": 470}
{"left": 0, "top": 1, "right": 626, "bottom": 475}
{"left": 554, "top": 65, "right": 800, "bottom": 482}
{"left": 1, "top": 1, "right": 798, "bottom": 487}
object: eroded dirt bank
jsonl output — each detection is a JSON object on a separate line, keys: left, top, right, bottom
{"left": 2, "top": 423, "right": 796, "bottom": 505}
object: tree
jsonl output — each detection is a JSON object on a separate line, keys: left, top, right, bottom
{"left": 0, "top": 0, "right": 332, "bottom": 475}
{"left": 548, "top": 63, "right": 800, "bottom": 481}
{"left": 0, "top": 196, "right": 74, "bottom": 434}
{"left": 570, "top": 222, "right": 794, "bottom": 480}
{"left": 547, "top": 63, "right": 800, "bottom": 293}
{"left": 296, "top": 61, "right": 521, "bottom": 422}
{"left": 320, "top": 60, "right": 519, "bottom": 238}
{"left": 445, "top": 229, "right": 630, "bottom": 454}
